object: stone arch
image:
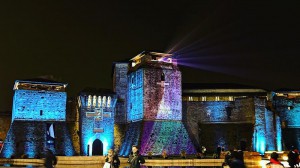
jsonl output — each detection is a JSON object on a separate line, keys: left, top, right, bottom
{"left": 92, "top": 139, "right": 103, "bottom": 156}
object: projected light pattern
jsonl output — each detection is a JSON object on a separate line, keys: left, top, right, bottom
{"left": 143, "top": 68, "right": 182, "bottom": 120}
{"left": 127, "top": 69, "right": 144, "bottom": 122}
{"left": 118, "top": 121, "right": 142, "bottom": 156}
{"left": 0, "top": 121, "right": 75, "bottom": 158}
{"left": 12, "top": 90, "right": 66, "bottom": 121}
{"left": 183, "top": 98, "right": 254, "bottom": 123}
{"left": 79, "top": 93, "right": 116, "bottom": 156}
{"left": 80, "top": 111, "right": 114, "bottom": 156}
{"left": 139, "top": 121, "right": 197, "bottom": 155}
{"left": 0, "top": 80, "right": 75, "bottom": 158}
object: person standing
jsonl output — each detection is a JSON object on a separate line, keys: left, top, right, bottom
{"left": 44, "top": 149, "right": 57, "bottom": 168}
{"left": 127, "top": 145, "right": 145, "bottom": 168}
{"left": 104, "top": 149, "right": 120, "bottom": 168}
{"left": 201, "top": 146, "right": 207, "bottom": 158}
{"left": 228, "top": 151, "right": 245, "bottom": 168}
{"left": 288, "top": 146, "right": 299, "bottom": 168}
{"left": 217, "top": 145, "right": 222, "bottom": 159}
{"left": 266, "top": 152, "right": 284, "bottom": 168}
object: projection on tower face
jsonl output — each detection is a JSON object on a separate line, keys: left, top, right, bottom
{"left": 127, "top": 51, "right": 182, "bottom": 122}
{"left": 12, "top": 81, "right": 67, "bottom": 121}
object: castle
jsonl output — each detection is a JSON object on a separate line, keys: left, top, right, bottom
{"left": 0, "top": 51, "right": 299, "bottom": 158}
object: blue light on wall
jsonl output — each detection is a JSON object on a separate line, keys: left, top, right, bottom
{"left": 253, "top": 99, "right": 267, "bottom": 154}
{"left": 12, "top": 90, "right": 66, "bottom": 121}
{"left": 80, "top": 93, "right": 116, "bottom": 156}
{"left": 265, "top": 110, "right": 275, "bottom": 150}
{"left": 25, "top": 126, "right": 36, "bottom": 158}
{"left": 127, "top": 69, "right": 144, "bottom": 122}
{"left": 276, "top": 116, "right": 282, "bottom": 151}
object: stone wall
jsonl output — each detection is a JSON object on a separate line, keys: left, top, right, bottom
{"left": 275, "top": 96, "right": 300, "bottom": 150}
{"left": 127, "top": 69, "right": 144, "bottom": 121}
{"left": 79, "top": 93, "right": 117, "bottom": 156}
{"left": 66, "top": 97, "right": 80, "bottom": 155}
{"left": 199, "top": 123, "right": 254, "bottom": 153}
{"left": 143, "top": 68, "right": 182, "bottom": 120}
{"left": 276, "top": 97, "right": 300, "bottom": 128}
{"left": 118, "top": 121, "right": 142, "bottom": 156}
{"left": 113, "top": 63, "right": 128, "bottom": 123}
{"left": 12, "top": 90, "right": 66, "bottom": 121}
{"left": 183, "top": 97, "right": 257, "bottom": 152}
{"left": 0, "top": 112, "right": 11, "bottom": 141}
{"left": 139, "top": 121, "right": 197, "bottom": 155}
{"left": 0, "top": 121, "right": 75, "bottom": 158}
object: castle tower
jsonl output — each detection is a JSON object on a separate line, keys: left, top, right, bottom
{"left": 112, "top": 62, "right": 129, "bottom": 124}
{"left": 0, "top": 79, "right": 75, "bottom": 158}
{"left": 116, "top": 51, "right": 197, "bottom": 156}
{"left": 78, "top": 88, "right": 117, "bottom": 156}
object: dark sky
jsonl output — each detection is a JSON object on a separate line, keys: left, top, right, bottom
{"left": 0, "top": 1, "right": 299, "bottom": 111}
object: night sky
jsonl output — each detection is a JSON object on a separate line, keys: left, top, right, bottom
{"left": 0, "top": 1, "right": 299, "bottom": 111}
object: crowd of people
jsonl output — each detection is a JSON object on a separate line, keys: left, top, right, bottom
{"left": 2, "top": 143, "right": 299, "bottom": 168}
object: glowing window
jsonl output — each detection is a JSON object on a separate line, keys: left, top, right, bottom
{"left": 87, "top": 95, "right": 92, "bottom": 107}
{"left": 216, "top": 96, "right": 220, "bottom": 101}
{"left": 229, "top": 96, "right": 234, "bottom": 101}
{"left": 98, "top": 96, "right": 101, "bottom": 107}
{"left": 92, "top": 95, "right": 97, "bottom": 107}
{"left": 107, "top": 96, "right": 111, "bottom": 107}
{"left": 102, "top": 96, "right": 106, "bottom": 107}
{"left": 201, "top": 96, "right": 207, "bottom": 101}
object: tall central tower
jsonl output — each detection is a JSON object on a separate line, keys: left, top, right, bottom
{"left": 127, "top": 51, "right": 182, "bottom": 121}
{"left": 115, "top": 51, "right": 197, "bottom": 156}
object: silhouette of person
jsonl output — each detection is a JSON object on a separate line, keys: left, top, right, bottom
{"left": 266, "top": 152, "right": 284, "bottom": 168}
{"left": 128, "top": 145, "right": 145, "bottom": 168}
{"left": 44, "top": 149, "right": 57, "bottom": 168}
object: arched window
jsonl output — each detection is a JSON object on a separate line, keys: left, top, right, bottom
{"left": 161, "top": 73, "right": 165, "bottom": 81}
{"left": 92, "top": 95, "right": 97, "bottom": 107}
{"left": 87, "top": 95, "right": 92, "bottom": 107}
{"left": 107, "top": 96, "right": 111, "bottom": 107}
{"left": 102, "top": 96, "right": 106, "bottom": 107}
{"left": 98, "top": 96, "right": 102, "bottom": 107}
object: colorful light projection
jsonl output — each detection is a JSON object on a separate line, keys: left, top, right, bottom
{"left": 143, "top": 69, "right": 182, "bottom": 121}
{"left": 118, "top": 121, "right": 143, "bottom": 156}
{"left": 139, "top": 121, "right": 197, "bottom": 155}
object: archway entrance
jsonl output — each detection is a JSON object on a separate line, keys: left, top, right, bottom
{"left": 92, "top": 139, "right": 103, "bottom": 156}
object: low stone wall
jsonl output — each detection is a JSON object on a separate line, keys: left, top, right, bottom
{"left": 0, "top": 154, "right": 262, "bottom": 167}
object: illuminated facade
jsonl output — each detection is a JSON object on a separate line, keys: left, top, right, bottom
{"left": 78, "top": 89, "right": 117, "bottom": 156}
{"left": 0, "top": 53, "right": 299, "bottom": 158}
{"left": 115, "top": 51, "right": 197, "bottom": 156}
{"left": 0, "top": 80, "right": 75, "bottom": 158}
{"left": 272, "top": 90, "right": 300, "bottom": 151}
{"left": 182, "top": 83, "right": 282, "bottom": 154}
{"left": 113, "top": 62, "right": 129, "bottom": 124}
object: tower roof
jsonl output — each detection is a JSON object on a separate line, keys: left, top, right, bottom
{"left": 13, "top": 80, "right": 67, "bottom": 91}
